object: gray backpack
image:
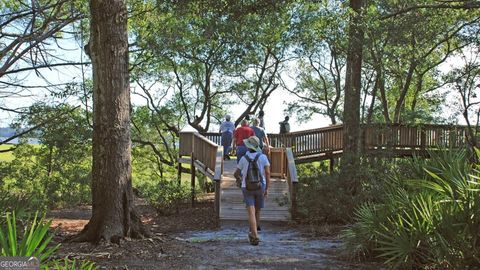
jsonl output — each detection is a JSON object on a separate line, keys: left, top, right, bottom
{"left": 244, "top": 153, "right": 262, "bottom": 191}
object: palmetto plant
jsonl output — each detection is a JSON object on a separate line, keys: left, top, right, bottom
{"left": 374, "top": 192, "right": 438, "bottom": 268}
{"left": 342, "top": 203, "right": 380, "bottom": 260}
{"left": 343, "top": 148, "right": 480, "bottom": 269}
{"left": 0, "top": 212, "right": 59, "bottom": 263}
{"left": 46, "top": 258, "right": 97, "bottom": 270}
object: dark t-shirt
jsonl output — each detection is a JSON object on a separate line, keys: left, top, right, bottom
{"left": 252, "top": 126, "right": 266, "bottom": 148}
{"left": 279, "top": 121, "right": 290, "bottom": 134}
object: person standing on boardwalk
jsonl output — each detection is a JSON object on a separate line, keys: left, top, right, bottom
{"left": 251, "top": 117, "right": 270, "bottom": 156}
{"left": 234, "top": 136, "right": 270, "bottom": 245}
{"left": 258, "top": 110, "right": 265, "bottom": 129}
{"left": 232, "top": 119, "right": 254, "bottom": 163}
{"left": 279, "top": 116, "right": 290, "bottom": 134}
{"left": 220, "top": 115, "right": 235, "bottom": 160}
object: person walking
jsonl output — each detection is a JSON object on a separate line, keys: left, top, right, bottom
{"left": 232, "top": 119, "right": 254, "bottom": 163}
{"left": 234, "top": 136, "right": 270, "bottom": 246}
{"left": 220, "top": 115, "right": 235, "bottom": 160}
{"left": 279, "top": 116, "right": 290, "bottom": 134}
{"left": 251, "top": 117, "right": 270, "bottom": 155}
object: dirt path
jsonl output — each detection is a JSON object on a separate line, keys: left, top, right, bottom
{"left": 173, "top": 221, "right": 380, "bottom": 270}
{"left": 49, "top": 198, "right": 381, "bottom": 269}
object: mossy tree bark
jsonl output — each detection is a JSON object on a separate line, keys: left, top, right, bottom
{"left": 73, "top": 0, "right": 147, "bottom": 243}
{"left": 341, "top": 0, "right": 364, "bottom": 193}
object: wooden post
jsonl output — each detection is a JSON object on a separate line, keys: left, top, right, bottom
{"left": 420, "top": 126, "right": 426, "bottom": 155}
{"left": 190, "top": 155, "right": 196, "bottom": 207}
{"left": 213, "top": 146, "right": 223, "bottom": 222}
{"left": 291, "top": 182, "right": 298, "bottom": 220}
{"left": 285, "top": 148, "right": 298, "bottom": 220}
{"left": 177, "top": 162, "right": 182, "bottom": 186}
{"left": 329, "top": 157, "right": 335, "bottom": 174}
{"left": 214, "top": 180, "right": 220, "bottom": 221}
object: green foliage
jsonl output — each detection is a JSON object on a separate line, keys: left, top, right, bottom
{"left": 287, "top": 2, "right": 347, "bottom": 124}
{"left": 0, "top": 211, "right": 96, "bottom": 269}
{"left": 0, "top": 104, "right": 92, "bottom": 208}
{"left": 135, "top": 177, "right": 190, "bottom": 215}
{"left": 46, "top": 258, "right": 97, "bottom": 270}
{"left": 297, "top": 173, "right": 350, "bottom": 223}
{"left": 0, "top": 145, "right": 15, "bottom": 162}
{"left": 0, "top": 190, "right": 36, "bottom": 219}
{"left": 343, "top": 148, "right": 480, "bottom": 269}
{"left": 129, "top": 0, "right": 295, "bottom": 131}
{"left": 0, "top": 212, "right": 59, "bottom": 262}
{"left": 1, "top": 143, "right": 91, "bottom": 209}
{"left": 296, "top": 159, "right": 395, "bottom": 224}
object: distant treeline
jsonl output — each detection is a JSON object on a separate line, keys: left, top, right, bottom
{"left": 0, "top": 127, "right": 15, "bottom": 137}
{"left": 0, "top": 127, "right": 40, "bottom": 138}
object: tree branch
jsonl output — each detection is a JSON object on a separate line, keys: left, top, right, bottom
{"left": 382, "top": 1, "right": 480, "bottom": 20}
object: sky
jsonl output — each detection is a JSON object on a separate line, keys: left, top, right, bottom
{"left": 218, "top": 90, "right": 330, "bottom": 133}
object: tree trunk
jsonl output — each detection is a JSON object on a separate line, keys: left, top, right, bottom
{"left": 366, "top": 71, "right": 379, "bottom": 124}
{"left": 393, "top": 59, "right": 416, "bottom": 123}
{"left": 341, "top": 0, "right": 364, "bottom": 187}
{"left": 73, "top": 0, "right": 147, "bottom": 243}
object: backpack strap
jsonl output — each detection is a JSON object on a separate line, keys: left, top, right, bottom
{"left": 253, "top": 153, "right": 261, "bottom": 162}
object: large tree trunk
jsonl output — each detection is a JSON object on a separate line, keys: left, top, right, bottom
{"left": 341, "top": 0, "right": 364, "bottom": 186}
{"left": 73, "top": 0, "right": 147, "bottom": 243}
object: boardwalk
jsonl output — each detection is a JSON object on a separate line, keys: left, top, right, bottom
{"left": 179, "top": 123, "right": 470, "bottom": 222}
{"left": 219, "top": 160, "right": 290, "bottom": 221}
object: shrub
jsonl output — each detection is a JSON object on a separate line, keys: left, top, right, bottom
{"left": 296, "top": 158, "right": 396, "bottom": 224}
{"left": 0, "top": 190, "right": 37, "bottom": 219}
{"left": 135, "top": 178, "right": 190, "bottom": 215}
{"left": 0, "top": 143, "right": 91, "bottom": 209}
{"left": 297, "top": 173, "right": 360, "bottom": 224}
{"left": 343, "top": 148, "right": 480, "bottom": 269}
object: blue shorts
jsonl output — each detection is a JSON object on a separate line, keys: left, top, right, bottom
{"left": 236, "top": 145, "right": 247, "bottom": 163}
{"left": 242, "top": 187, "right": 265, "bottom": 208}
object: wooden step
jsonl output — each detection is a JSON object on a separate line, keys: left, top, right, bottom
{"left": 221, "top": 190, "right": 289, "bottom": 195}
{"left": 219, "top": 175, "right": 291, "bottom": 221}
{"left": 220, "top": 197, "right": 290, "bottom": 206}
{"left": 221, "top": 179, "right": 289, "bottom": 188}
{"left": 220, "top": 208, "right": 290, "bottom": 221}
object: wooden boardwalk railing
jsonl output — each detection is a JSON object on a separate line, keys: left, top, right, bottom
{"left": 202, "top": 124, "right": 469, "bottom": 162}
{"left": 362, "top": 124, "right": 468, "bottom": 151}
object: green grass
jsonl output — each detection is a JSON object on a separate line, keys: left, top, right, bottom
{"left": 0, "top": 145, "right": 15, "bottom": 162}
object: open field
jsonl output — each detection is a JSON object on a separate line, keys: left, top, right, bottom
{"left": 0, "top": 144, "right": 15, "bottom": 162}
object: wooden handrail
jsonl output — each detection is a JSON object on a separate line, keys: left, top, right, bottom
{"left": 179, "top": 131, "right": 223, "bottom": 181}
{"left": 189, "top": 124, "right": 469, "bottom": 163}
{"left": 285, "top": 148, "right": 298, "bottom": 183}
{"left": 178, "top": 131, "right": 224, "bottom": 216}
{"left": 285, "top": 148, "right": 298, "bottom": 219}
{"left": 194, "top": 132, "right": 218, "bottom": 147}
{"left": 213, "top": 147, "right": 223, "bottom": 181}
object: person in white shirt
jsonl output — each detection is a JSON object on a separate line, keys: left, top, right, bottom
{"left": 219, "top": 115, "right": 235, "bottom": 160}
{"left": 234, "top": 136, "right": 270, "bottom": 245}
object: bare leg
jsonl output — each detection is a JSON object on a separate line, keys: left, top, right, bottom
{"left": 255, "top": 207, "right": 261, "bottom": 229}
{"left": 247, "top": 206, "right": 258, "bottom": 238}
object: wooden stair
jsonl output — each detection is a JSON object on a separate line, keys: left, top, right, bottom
{"left": 219, "top": 176, "right": 291, "bottom": 221}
